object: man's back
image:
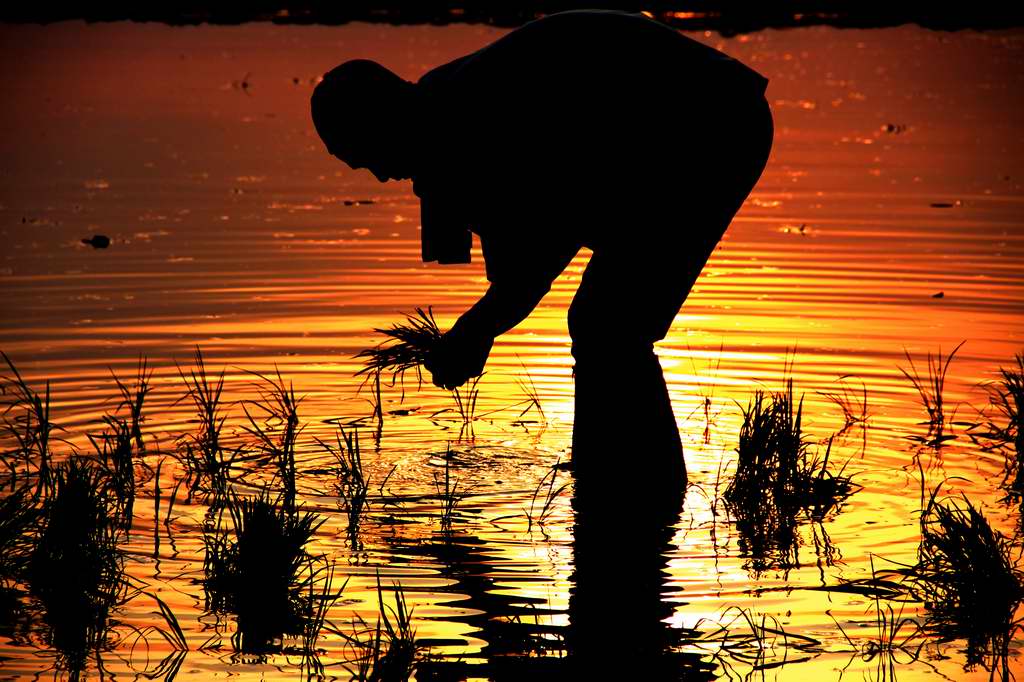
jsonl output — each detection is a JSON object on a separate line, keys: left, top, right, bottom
{"left": 414, "top": 11, "right": 768, "bottom": 224}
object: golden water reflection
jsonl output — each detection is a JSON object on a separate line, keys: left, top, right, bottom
{"left": 0, "top": 18, "right": 1022, "bottom": 681}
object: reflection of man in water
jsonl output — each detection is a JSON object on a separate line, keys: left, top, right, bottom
{"left": 312, "top": 9, "right": 773, "bottom": 484}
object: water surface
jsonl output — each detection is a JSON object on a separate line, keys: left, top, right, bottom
{"left": 1, "top": 19, "right": 1023, "bottom": 680}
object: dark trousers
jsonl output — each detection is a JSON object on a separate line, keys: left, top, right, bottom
{"left": 568, "top": 91, "right": 774, "bottom": 480}
{"left": 565, "top": 93, "right": 773, "bottom": 671}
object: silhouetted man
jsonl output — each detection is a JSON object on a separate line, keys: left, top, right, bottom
{"left": 312, "top": 10, "right": 773, "bottom": 486}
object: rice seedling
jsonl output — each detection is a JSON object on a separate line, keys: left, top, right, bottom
{"left": 317, "top": 425, "right": 371, "bottom": 550}
{"left": 433, "top": 454, "right": 462, "bottom": 534}
{"left": 87, "top": 416, "right": 138, "bottom": 529}
{"left": 356, "top": 307, "right": 443, "bottom": 390}
{"left": 899, "top": 340, "right": 965, "bottom": 446}
{"left": 905, "top": 490, "right": 1023, "bottom": 675}
{"left": 109, "top": 355, "right": 153, "bottom": 453}
{"left": 203, "top": 488, "right": 328, "bottom": 653}
{"left": 723, "top": 380, "right": 858, "bottom": 573}
{"left": 452, "top": 375, "right": 481, "bottom": 426}
{"left": 343, "top": 574, "right": 418, "bottom": 681}
{"left": 526, "top": 458, "right": 570, "bottom": 533}
{"left": 29, "top": 457, "right": 128, "bottom": 675}
{"left": 684, "top": 341, "right": 725, "bottom": 444}
{"left": 513, "top": 359, "right": 546, "bottom": 424}
{"left": 174, "top": 348, "right": 249, "bottom": 503}
{"left": 969, "top": 352, "right": 1024, "bottom": 498}
{"left": 1, "top": 352, "right": 59, "bottom": 494}
{"left": 818, "top": 374, "right": 869, "bottom": 432}
{"left": 241, "top": 366, "right": 304, "bottom": 511}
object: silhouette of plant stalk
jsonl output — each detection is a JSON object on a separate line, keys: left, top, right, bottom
{"left": 1, "top": 352, "right": 60, "bottom": 495}
{"left": 899, "top": 341, "right": 965, "bottom": 446}
{"left": 968, "top": 352, "right": 1024, "bottom": 498}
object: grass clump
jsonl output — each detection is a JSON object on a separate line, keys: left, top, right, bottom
{"left": 723, "top": 380, "right": 857, "bottom": 573}
{"left": 29, "top": 457, "right": 128, "bottom": 675}
{"left": 969, "top": 352, "right": 1024, "bottom": 498}
{"left": 344, "top": 575, "right": 418, "bottom": 681}
{"left": 907, "top": 492, "right": 1023, "bottom": 675}
{"left": 899, "top": 341, "right": 965, "bottom": 446}
{"left": 203, "top": 489, "right": 335, "bottom": 654}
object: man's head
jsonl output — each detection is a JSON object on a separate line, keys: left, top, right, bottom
{"left": 311, "top": 59, "right": 417, "bottom": 182}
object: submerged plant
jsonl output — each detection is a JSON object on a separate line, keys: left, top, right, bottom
{"left": 907, "top": 492, "right": 1023, "bottom": 676}
{"left": 969, "top": 352, "right": 1024, "bottom": 498}
{"left": 899, "top": 341, "right": 965, "bottom": 446}
{"left": 724, "top": 380, "right": 857, "bottom": 574}
{"left": 203, "top": 489, "right": 330, "bottom": 654}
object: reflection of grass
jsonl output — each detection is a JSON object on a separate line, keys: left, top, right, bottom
{"left": 203, "top": 489, "right": 333, "bottom": 654}
{"left": 690, "top": 605, "right": 822, "bottom": 679}
{"left": 899, "top": 341, "right": 964, "bottom": 446}
{"left": 723, "top": 381, "right": 857, "bottom": 573}
{"left": 832, "top": 558, "right": 925, "bottom": 682}
{"left": 969, "top": 353, "right": 1024, "bottom": 498}
{"left": 344, "top": 575, "right": 418, "bottom": 682}
{"left": 907, "top": 491, "right": 1023, "bottom": 675}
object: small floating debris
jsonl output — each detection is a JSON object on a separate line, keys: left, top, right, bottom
{"left": 344, "top": 199, "right": 376, "bottom": 206}
{"left": 932, "top": 291, "right": 945, "bottom": 299}
{"left": 882, "top": 123, "right": 908, "bottom": 134}
{"left": 930, "top": 200, "right": 963, "bottom": 208}
{"left": 81, "top": 234, "right": 110, "bottom": 249}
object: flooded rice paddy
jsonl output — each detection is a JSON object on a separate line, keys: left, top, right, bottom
{"left": 1, "top": 18, "right": 1023, "bottom": 681}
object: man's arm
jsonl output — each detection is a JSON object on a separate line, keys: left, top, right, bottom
{"left": 425, "top": 236, "right": 579, "bottom": 389}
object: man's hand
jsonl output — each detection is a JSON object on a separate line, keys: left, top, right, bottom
{"left": 424, "top": 325, "right": 493, "bottom": 390}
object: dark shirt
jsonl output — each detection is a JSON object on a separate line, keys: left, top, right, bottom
{"left": 413, "top": 9, "right": 769, "bottom": 290}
